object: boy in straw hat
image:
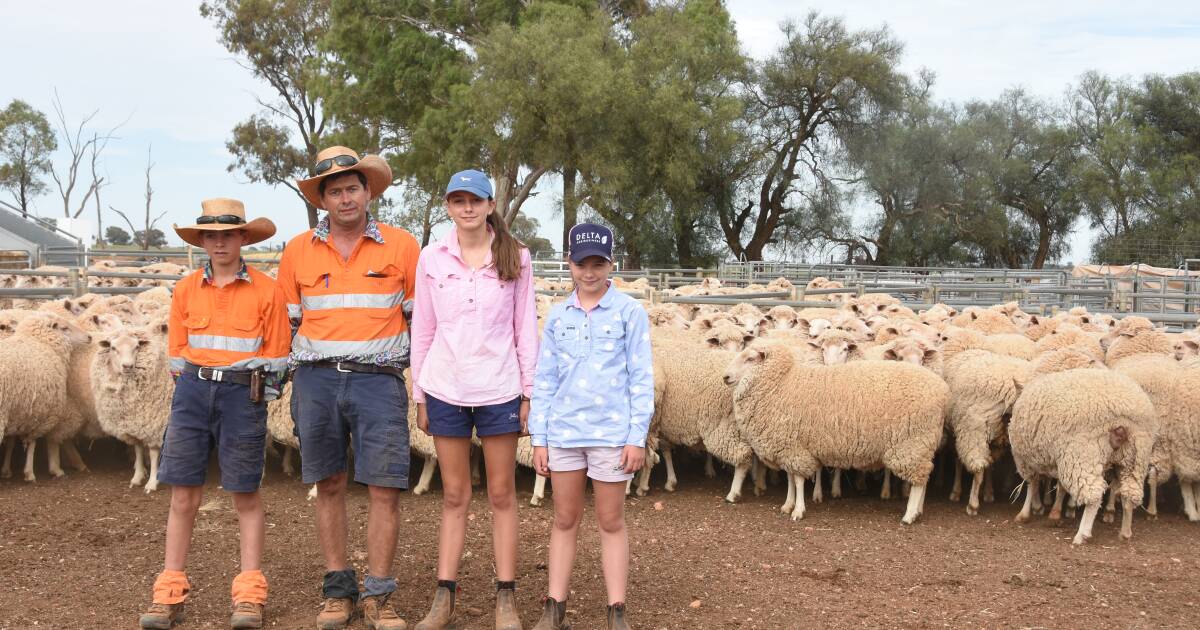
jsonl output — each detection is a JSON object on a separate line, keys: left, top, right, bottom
{"left": 139, "top": 198, "right": 290, "bottom": 630}
{"left": 278, "top": 146, "right": 420, "bottom": 630}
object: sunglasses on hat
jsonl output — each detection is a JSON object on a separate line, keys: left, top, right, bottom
{"left": 195, "top": 214, "right": 246, "bottom": 225}
{"left": 315, "top": 154, "right": 359, "bottom": 175}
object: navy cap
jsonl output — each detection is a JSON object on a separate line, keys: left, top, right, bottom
{"left": 445, "top": 169, "right": 493, "bottom": 200}
{"left": 568, "top": 223, "right": 613, "bottom": 263}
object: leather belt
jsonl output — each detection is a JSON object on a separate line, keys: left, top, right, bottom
{"left": 311, "top": 360, "right": 404, "bottom": 378}
{"left": 187, "top": 363, "right": 253, "bottom": 385}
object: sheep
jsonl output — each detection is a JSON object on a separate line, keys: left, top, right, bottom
{"left": 872, "top": 337, "right": 943, "bottom": 376}
{"left": 0, "top": 315, "right": 92, "bottom": 482}
{"left": 646, "top": 305, "right": 690, "bottom": 330}
{"left": 845, "top": 293, "right": 900, "bottom": 317}
{"left": 726, "top": 302, "right": 765, "bottom": 328}
{"left": 763, "top": 305, "right": 799, "bottom": 330}
{"left": 938, "top": 326, "right": 1035, "bottom": 360}
{"left": 90, "top": 322, "right": 173, "bottom": 492}
{"left": 950, "top": 308, "right": 1020, "bottom": 335}
{"left": 1010, "top": 366, "right": 1157, "bottom": 544}
{"left": 767, "top": 277, "right": 796, "bottom": 293}
{"left": 1033, "top": 324, "right": 1104, "bottom": 360}
{"left": 723, "top": 341, "right": 948, "bottom": 523}
{"left": 702, "top": 322, "right": 755, "bottom": 352}
{"left": 808, "top": 328, "right": 864, "bottom": 366}
{"left": 940, "top": 331, "right": 1031, "bottom": 514}
{"left": 1022, "top": 315, "right": 1060, "bottom": 341}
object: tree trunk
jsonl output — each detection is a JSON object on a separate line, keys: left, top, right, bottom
{"left": 674, "top": 210, "right": 697, "bottom": 268}
{"left": 1032, "top": 217, "right": 1052, "bottom": 269}
{"left": 306, "top": 202, "right": 318, "bottom": 229}
{"left": 562, "top": 165, "right": 578, "bottom": 254}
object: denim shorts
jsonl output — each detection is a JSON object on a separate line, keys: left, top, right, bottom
{"left": 290, "top": 365, "right": 410, "bottom": 488}
{"left": 157, "top": 371, "right": 268, "bottom": 493}
{"left": 425, "top": 394, "right": 522, "bottom": 438}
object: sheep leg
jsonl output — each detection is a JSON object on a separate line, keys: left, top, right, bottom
{"left": 854, "top": 470, "right": 867, "bottom": 492}
{"left": 752, "top": 458, "right": 766, "bottom": 497}
{"left": 662, "top": 448, "right": 677, "bottom": 492}
{"left": 281, "top": 445, "right": 295, "bottom": 476}
{"left": 966, "top": 470, "right": 983, "bottom": 515}
{"left": 1029, "top": 478, "right": 1044, "bottom": 515}
{"left": 1182, "top": 482, "right": 1200, "bottom": 521}
{"left": 47, "top": 440, "right": 67, "bottom": 479}
{"left": 880, "top": 470, "right": 892, "bottom": 500}
{"left": 831, "top": 468, "right": 843, "bottom": 499}
{"left": 768, "top": 468, "right": 780, "bottom": 486}
{"left": 1042, "top": 480, "right": 1054, "bottom": 508}
{"left": 1072, "top": 503, "right": 1101, "bottom": 545}
{"left": 1016, "top": 478, "right": 1036, "bottom": 523}
{"left": 307, "top": 484, "right": 318, "bottom": 500}
{"left": 143, "top": 447, "right": 160, "bottom": 493}
{"left": 0, "top": 438, "right": 13, "bottom": 478}
{"left": 1049, "top": 484, "right": 1065, "bottom": 523}
{"left": 129, "top": 443, "right": 146, "bottom": 488}
{"left": 789, "top": 474, "right": 806, "bottom": 521}
{"left": 724, "top": 462, "right": 750, "bottom": 504}
{"left": 22, "top": 438, "right": 37, "bottom": 482}
{"left": 982, "top": 467, "right": 995, "bottom": 503}
{"left": 902, "top": 484, "right": 926, "bottom": 525}
{"left": 704, "top": 453, "right": 716, "bottom": 479}
{"left": 949, "top": 460, "right": 963, "bottom": 502}
{"left": 1102, "top": 488, "right": 1118, "bottom": 524}
{"left": 635, "top": 460, "right": 652, "bottom": 497}
{"left": 1146, "top": 468, "right": 1159, "bottom": 519}
{"left": 902, "top": 481, "right": 911, "bottom": 498}
{"left": 412, "top": 454, "right": 437, "bottom": 496}
{"left": 63, "top": 439, "right": 88, "bottom": 473}
{"left": 531, "top": 473, "right": 547, "bottom": 507}
{"left": 469, "top": 447, "right": 481, "bottom": 486}
{"left": 1066, "top": 494, "right": 1077, "bottom": 519}
{"left": 781, "top": 473, "right": 796, "bottom": 515}
{"left": 811, "top": 467, "right": 824, "bottom": 504}
{"left": 1120, "top": 496, "right": 1135, "bottom": 540}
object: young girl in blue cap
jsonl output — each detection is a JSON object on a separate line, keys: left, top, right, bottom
{"left": 528, "top": 223, "right": 654, "bottom": 630}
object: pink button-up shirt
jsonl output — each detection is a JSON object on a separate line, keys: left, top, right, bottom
{"left": 410, "top": 226, "right": 539, "bottom": 406}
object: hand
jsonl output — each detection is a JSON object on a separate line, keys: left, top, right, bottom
{"left": 619, "top": 445, "right": 645, "bottom": 474}
{"left": 416, "top": 403, "right": 430, "bottom": 435}
{"left": 518, "top": 399, "right": 530, "bottom": 436}
{"left": 533, "top": 446, "right": 550, "bottom": 478}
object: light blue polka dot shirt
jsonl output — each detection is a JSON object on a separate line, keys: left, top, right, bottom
{"left": 529, "top": 284, "right": 655, "bottom": 448}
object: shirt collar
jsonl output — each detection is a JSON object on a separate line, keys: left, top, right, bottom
{"left": 313, "top": 214, "right": 385, "bottom": 244}
{"left": 438, "top": 225, "right": 494, "bottom": 267}
{"left": 203, "top": 258, "right": 251, "bottom": 285}
{"left": 567, "top": 281, "right": 616, "bottom": 310}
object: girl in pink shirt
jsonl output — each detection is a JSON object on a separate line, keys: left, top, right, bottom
{"left": 409, "top": 169, "right": 538, "bottom": 630}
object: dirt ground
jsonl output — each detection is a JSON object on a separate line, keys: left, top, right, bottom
{"left": 1, "top": 442, "right": 1198, "bottom": 630}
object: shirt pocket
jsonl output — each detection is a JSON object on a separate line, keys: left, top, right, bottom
{"left": 183, "top": 314, "right": 210, "bottom": 332}
{"left": 594, "top": 322, "right": 626, "bottom": 355}
{"left": 429, "top": 270, "right": 467, "bottom": 322}
{"left": 554, "top": 326, "right": 585, "bottom": 361}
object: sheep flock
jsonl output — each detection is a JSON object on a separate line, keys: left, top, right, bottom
{"left": 4, "top": 264, "right": 1200, "bottom": 547}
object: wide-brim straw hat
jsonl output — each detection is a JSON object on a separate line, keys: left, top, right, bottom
{"left": 296, "top": 146, "right": 393, "bottom": 210}
{"left": 173, "top": 198, "right": 276, "bottom": 248}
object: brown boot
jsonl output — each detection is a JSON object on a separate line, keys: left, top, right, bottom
{"left": 230, "top": 601, "right": 263, "bottom": 629}
{"left": 494, "top": 583, "right": 522, "bottom": 630}
{"left": 139, "top": 602, "right": 184, "bottom": 629}
{"left": 414, "top": 585, "right": 456, "bottom": 630}
{"left": 361, "top": 592, "right": 408, "bottom": 630}
{"left": 316, "top": 597, "right": 355, "bottom": 630}
{"left": 530, "top": 597, "right": 569, "bottom": 630}
{"left": 605, "top": 603, "right": 630, "bottom": 630}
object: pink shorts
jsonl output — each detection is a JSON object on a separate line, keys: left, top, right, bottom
{"left": 548, "top": 446, "right": 634, "bottom": 483}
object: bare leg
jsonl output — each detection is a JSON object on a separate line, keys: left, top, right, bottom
{"left": 144, "top": 446, "right": 161, "bottom": 493}
{"left": 546, "top": 469, "right": 587, "bottom": 602}
{"left": 812, "top": 467, "right": 824, "bottom": 504}
{"left": 411, "top": 454, "right": 437, "bottom": 496}
{"left": 1049, "top": 484, "right": 1065, "bottom": 523}
{"left": 1146, "top": 468, "right": 1159, "bottom": 519}
{"left": 481, "top": 434, "right": 519, "bottom": 582}
{"left": 724, "top": 462, "right": 750, "bottom": 504}
{"left": 366, "top": 484, "right": 401, "bottom": 579}
{"left": 880, "top": 469, "right": 892, "bottom": 500}
{"left": 232, "top": 491, "right": 265, "bottom": 572}
{"left": 789, "top": 474, "right": 807, "bottom": 521}
{"left": 431, "top": 437, "right": 472, "bottom": 580}
{"left": 662, "top": 448, "right": 677, "bottom": 492}
{"left": 594, "top": 480, "right": 630, "bottom": 605}
{"left": 315, "top": 472, "right": 349, "bottom": 571}
{"left": 163, "top": 484, "right": 204, "bottom": 570}
{"left": 902, "top": 484, "right": 926, "bottom": 525}
{"left": 1119, "top": 496, "right": 1135, "bottom": 540}
{"left": 1072, "top": 502, "right": 1101, "bottom": 545}
{"left": 22, "top": 437, "right": 36, "bottom": 482}
{"left": 1182, "top": 481, "right": 1200, "bottom": 521}
{"left": 1030, "top": 477, "right": 1044, "bottom": 515}
{"left": 831, "top": 468, "right": 842, "bottom": 499}
{"left": 1016, "top": 477, "right": 1036, "bottom": 523}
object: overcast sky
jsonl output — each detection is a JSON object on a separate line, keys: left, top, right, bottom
{"left": 3, "top": 1, "right": 1199, "bottom": 264}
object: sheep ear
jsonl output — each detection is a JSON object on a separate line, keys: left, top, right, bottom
{"left": 969, "top": 311, "right": 979, "bottom": 320}
{"left": 885, "top": 327, "right": 899, "bottom": 336}
{"left": 158, "top": 323, "right": 169, "bottom": 334}
{"left": 882, "top": 349, "right": 898, "bottom": 360}
{"left": 92, "top": 315, "right": 101, "bottom": 324}
{"left": 924, "top": 349, "right": 939, "bottom": 361}
{"left": 764, "top": 314, "right": 774, "bottom": 321}
{"left": 706, "top": 337, "right": 720, "bottom": 347}
{"left": 99, "top": 339, "right": 110, "bottom": 348}
{"left": 847, "top": 342, "right": 857, "bottom": 352}
{"left": 1186, "top": 340, "right": 1200, "bottom": 351}
{"left": 743, "top": 334, "right": 756, "bottom": 343}
{"left": 1028, "top": 315, "right": 1040, "bottom": 325}
{"left": 137, "top": 339, "right": 150, "bottom": 347}
{"left": 806, "top": 340, "right": 821, "bottom": 350}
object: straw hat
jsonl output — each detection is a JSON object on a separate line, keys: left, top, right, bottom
{"left": 296, "top": 146, "right": 393, "bottom": 210}
{"left": 173, "top": 198, "right": 276, "bottom": 248}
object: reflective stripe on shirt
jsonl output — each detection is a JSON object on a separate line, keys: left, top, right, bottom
{"left": 188, "top": 334, "right": 263, "bottom": 353}
{"left": 301, "top": 291, "right": 405, "bottom": 311}
{"left": 292, "top": 332, "right": 410, "bottom": 358}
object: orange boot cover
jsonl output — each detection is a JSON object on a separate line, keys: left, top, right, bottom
{"left": 231, "top": 570, "right": 269, "bottom": 605}
{"left": 152, "top": 570, "right": 191, "bottom": 605}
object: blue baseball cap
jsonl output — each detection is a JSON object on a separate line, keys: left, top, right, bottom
{"left": 568, "top": 223, "right": 613, "bottom": 263}
{"left": 445, "top": 169, "right": 493, "bottom": 199}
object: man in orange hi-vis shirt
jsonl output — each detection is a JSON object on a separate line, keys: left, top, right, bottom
{"left": 139, "top": 198, "right": 289, "bottom": 630}
{"left": 277, "top": 146, "right": 420, "bottom": 630}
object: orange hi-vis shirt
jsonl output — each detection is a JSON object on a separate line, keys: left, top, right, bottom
{"left": 276, "top": 215, "right": 420, "bottom": 368}
{"left": 168, "top": 261, "right": 291, "bottom": 375}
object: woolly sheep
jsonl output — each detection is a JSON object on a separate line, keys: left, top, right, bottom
{"left": 950, "top": 308, "right": 1020, "bottom": 335}
{"left": 1010, "top": 367, "right": 1157, "bottom": 544}
{"left": 702, "top": 322, "right": 755, "bottom": 352}
{"left": 763, "top": 305, "right": 799, "bottom": 330}
{"left": 723, "top": 342, "right": 948, "bottom": 523}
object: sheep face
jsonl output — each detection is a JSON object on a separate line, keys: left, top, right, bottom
{"left": 883, "top": 339, "right": 937, "bottom": 367}
{"left": 98, "top": 331, "right": 149, "bottom": 374}
{"left": 705, "top": 325, "right": 755, "bottom": 352}
{"left": 809, "top": 335, "right": 856, "bottom": 365}
{"left": 1174, "top": 338, "right": 1200, "bottom": 361}
{"left": 723, "top": 345, "right": 767, "bottom": 385}
{"left": 806, "top": 318, "right": 833, "bottom": 338}
{"left": 766, "top": 308, "right": 798, "bottom": 330}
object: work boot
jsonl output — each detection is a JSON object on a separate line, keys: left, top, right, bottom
{"left": 530, "top": 597, "right": 568, "bottom": 630}
{"left": 230, "top": 602, "right": 264, "bottom": 629}
{"left": 361, "top": 592, "right": 408, "bottom": 630}
{"left": 494, "top": 582, "right": 522, "bottom": 630}
{"left": 414, "top": 585, "right": 456, "bottom": 630}
{"left": 139, "top": 602, "right": 184, "bottom": 629}
{"left": 605, "top": 603, "right": 630, "bottom": 630}
{"left": 316, "top": 597, "right": 355, "bottom": 630}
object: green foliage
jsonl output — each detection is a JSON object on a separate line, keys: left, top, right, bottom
{"left": 104, "top": 225, "right": 131, "bottom": 246}
{"left": 134, "top": 228, "right": 167, "bottom": 249}
{"left": 0, "top": 99, "right": 57, "bottom": 217}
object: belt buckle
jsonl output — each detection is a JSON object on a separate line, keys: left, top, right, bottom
{"left": 197, "top": 367, "right": 211, "bottom": 381}
{"left": 335, "top": 361, "right": 352, "bottom": 373}
{"left": 198, "top": 367, "right": 223, "bottom": 382}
